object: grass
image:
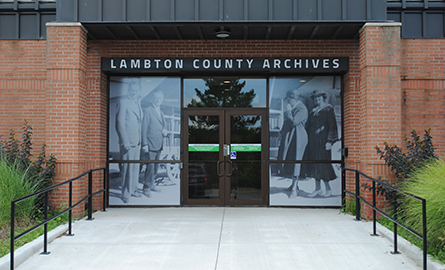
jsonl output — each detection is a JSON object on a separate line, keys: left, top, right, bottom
{"left": 0, "top": 156, "right": 69, "bottom": 259}
{"left": 376, "top": 158, "right": 445, "bottom": 264}
{"left": 378, "top": 214, "right": 445, "bottom": 264}
{"left": 400, "top": 158, "right": 445, "bottom": 263}
{"left": 0, "top": 215, "right": 68, "bottom": 258}
{"left": 0, "top": 158, "right": 36, "bottom": 223}
{"left": 340, "top": 198, "right": 360, "bottom": 217}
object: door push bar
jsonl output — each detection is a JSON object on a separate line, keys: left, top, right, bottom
{"left": 218, "top": 144, "right": 233, "bottom": 177}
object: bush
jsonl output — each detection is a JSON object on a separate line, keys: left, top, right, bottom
{"left": 0, "top": 157, "right": 35, "bottom": 225}
{"left": 368, "top": 128, "right": 437, "bottom": 208}
{"left": 401, "top": 158, "right": 445, "bottom": 262}
{"left": 0, "top": 120, "right": 56, "bottom": 223}
{"left": 376, "top": 127, "right": 437, "bottom": 182}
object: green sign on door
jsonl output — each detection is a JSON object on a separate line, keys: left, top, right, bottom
{"left": 188, "top": 144, "right": 219, "bottom": 152}
{"left": 230, "top": 144, "right": 261, "bottom": 152}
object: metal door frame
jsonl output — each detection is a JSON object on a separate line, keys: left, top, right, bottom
{"left": 182, "top": 108, "right": 268, "bottom": 206}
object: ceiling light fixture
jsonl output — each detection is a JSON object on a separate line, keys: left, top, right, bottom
{"left": 216, "top": 27, "right": 230, "bottom": 38}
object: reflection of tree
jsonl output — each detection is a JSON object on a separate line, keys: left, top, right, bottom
{"left": 188, "top": 115, "right": 219, "bottom": 144}
{"left": 231, "top": 115, "right": 261, "bottom": 143}
{"left": 231, "top": 115, "right": 262, "bottom": 190}
{"left": 187, "top": 78, "right": 256, "bottom": 107}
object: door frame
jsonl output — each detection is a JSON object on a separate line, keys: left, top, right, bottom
{"left": 182, "top": 108, "right": 268, "bottom": 206}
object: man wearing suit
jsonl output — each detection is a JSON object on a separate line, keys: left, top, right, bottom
{"left": 141, "top": 90, "right": 167, "bottom": 197}
{"left": 116, "top": 82, "right": 143, "bottom": 203}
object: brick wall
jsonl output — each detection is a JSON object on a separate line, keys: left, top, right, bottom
{"left": 2, "top": 22, "right": 444, "bottom": 219}
{"left": 0, "top": 40, "right": 47, "bottom": 152}
{"left": 401, "top": 39, "right": 445, "bottom": 156}
{"left": 356, "top": 23, "right": 403, "bottom": 217}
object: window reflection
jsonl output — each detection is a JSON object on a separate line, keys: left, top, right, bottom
{"left": 184, "top": 78, "right": 266, "bottom": 108}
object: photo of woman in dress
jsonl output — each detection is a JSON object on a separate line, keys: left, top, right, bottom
{"left": 277, "top": 90, "right": 308, "bottom": 198}
{"left": 299, "top": 89, "right": 339, "bottom": 198}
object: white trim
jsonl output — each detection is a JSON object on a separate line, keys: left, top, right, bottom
{"left": 359, "top": 22, "right": 402, "bottom": 34}
{"left": 46, "top": 22, "right": 88, "bottom": 33}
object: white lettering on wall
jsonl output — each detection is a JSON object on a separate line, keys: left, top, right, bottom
{"left": 225, "top": 59, "right": 232, "bottom": 69}
{"left": 104, "top": 57, "right": 347, "bottom": 72}
{"left": 175, "top": 59, "right": 183, "bottom": 69}
{"left": 154, "top": 59, "right": 161, "bottom": 68}
{"left": 274, "top": 59, "right": 281, "bottom": 69}
{"left": 214, "top": 59, "right": 221, "bottom": 69}
{"left": 193, "top": 59, "right": 199, "bottom": 69}
{"left": 131, "top": 59, "right": 140, "bottom": 69}
{"left": 144, "top": 59, "right": 151, "bottom": 68}
{"left": 294, "top": 59, "right": 302, "bottom": 68}
{"left": 203, "top": 59, "right": 211, "bottom": 69}
{"left": 120, "top": 59, "right": 127, "bottom": 69}
{"left": 284, "top": 59, "right": 291, "bottom": 69}
{"left": 246, "top": 59, "right": 254, "bottom": 68}
{"left": 312, "top": 59, "right": 319, "bottom": 69}
{"left": 164, "top": 59, "right": 172, "bottom": 69}
{"left": 236, "top": 59, "right": 243, "bottom": 68}
{"left": 323, "top": 59, "right": 329, "bottom": 69}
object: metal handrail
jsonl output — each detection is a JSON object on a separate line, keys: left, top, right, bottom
{"left": 10, "top": 167, "right": 107, "bottom": 270}
{"left": 343, "top": 167, "right": 427, "bottom": 270}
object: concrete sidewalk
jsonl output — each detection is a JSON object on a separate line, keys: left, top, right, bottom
{"left": 8, "top": 208, "right": 430, "bottom": 270}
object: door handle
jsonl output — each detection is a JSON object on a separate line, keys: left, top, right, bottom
{"left": 223, "top": 144, "right": 230, "bottom": 156}
{"left": 226, "top": 160, "right": 233, "bottom": 177}
{"left": 217, "top": 160, "right": 224, "bottom": 177}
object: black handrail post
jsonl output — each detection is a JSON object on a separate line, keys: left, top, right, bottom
{"left": 422, "top": 199, "right": 427, "bottom": 270}
{"left": 371, "top": 180, "right": 378, "bottom": 236}
{"left": 68, "top": 181, "right": 73, "bottom": 236}
{"left": 391, "top": 198, "right": 400, "bottom": 254}
{"left": 355, "top": 171, "right": 361, "bottom": 221}
{"left": 8, "top": 167, "right": 106, "bottom": 270}
{"left": 102, "top": 168, "right": 106, "bottom": 212}
{"left": 87, "top": 170, "right": 94, "bottom": 220}
{"left": 10, "top": 202, "right": 15, "bottom": 270}
{"left": 40, "top": 192, "right": 50, "bottom": 255}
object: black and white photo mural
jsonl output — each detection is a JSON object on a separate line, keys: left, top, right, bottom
{"left": 108, "top": 77, "right": 181, "bottom": 206}
{"left": 269, "top": 76, "right": 342, "bottom": 206}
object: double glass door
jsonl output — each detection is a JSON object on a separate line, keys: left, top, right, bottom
{"left": 184, "top": 109, "right": 267, "bottom": 206}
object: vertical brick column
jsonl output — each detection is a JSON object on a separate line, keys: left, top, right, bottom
{"left": 46, "top": 22, "right": 88, "bottom": 217}
{"left": 358, "top": 22, "right": 402, "bottom": 218}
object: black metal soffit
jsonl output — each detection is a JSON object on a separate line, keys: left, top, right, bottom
{"left": 81, "top": 22, "right": 366, "bottom": 40}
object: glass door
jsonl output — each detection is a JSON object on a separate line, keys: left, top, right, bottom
{"left": 184, "top": 109, "right": 267, "bottom": 206}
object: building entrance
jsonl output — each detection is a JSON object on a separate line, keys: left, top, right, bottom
{"left": 184, "top": 109, "right": 267, "bottom": 206}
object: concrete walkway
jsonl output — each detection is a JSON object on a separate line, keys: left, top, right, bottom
{"left": 12, "top": 208, "right": 426, "bottom": 270}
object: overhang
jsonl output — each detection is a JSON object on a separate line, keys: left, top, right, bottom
{"left": 58, "top": 0, "right": 387, "bottom": 40}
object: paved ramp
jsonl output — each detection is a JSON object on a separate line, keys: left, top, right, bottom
{"left": 15, "top": 208, "right": 421, "bottom": 270}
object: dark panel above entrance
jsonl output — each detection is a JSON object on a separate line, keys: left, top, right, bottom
{"left": 56, "top": 0, "right": 387, "bottom": 40}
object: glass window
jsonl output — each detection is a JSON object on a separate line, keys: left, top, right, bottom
{"left": 108, "top": 76, "right": 181, "bottom": 206}
{"left": 268, "top": 76, "right": 343, "bottom": 207}
{"left": 269, "top": 76, "right": 342, "bottom": 161}
{"left": 184, "top": 77, "right": 266, "bottom": 108}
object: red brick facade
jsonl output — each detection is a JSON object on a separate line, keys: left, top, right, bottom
{"left": 1, "top": 22, "right": 444, "bottom": 218}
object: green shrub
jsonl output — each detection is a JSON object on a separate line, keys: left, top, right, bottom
{"left": 401, "top": 158, "right": 445, "bottom": 262}
{"left": 0, "top": 120, "right": 57, "bottom": 223}
{"left": 368, "top": 128, "right": 437, "bottom": 208}
{"left": 0, "top": 158, "right": 35, "bottom": 225}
